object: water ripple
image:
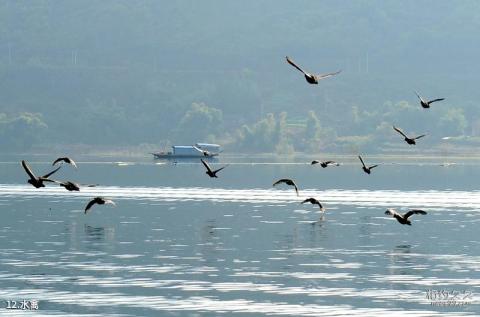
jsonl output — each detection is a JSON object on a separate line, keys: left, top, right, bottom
{"left": 1, "top": 184, "right": 480, "bottom": 210}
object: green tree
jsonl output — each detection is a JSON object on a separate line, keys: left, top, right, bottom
{"left": 274, "top": 112, "right": 295, "bottom": 154}
{"left": 303, "top": 110, "right": 322, "bottom": 152}
{"left": 177, "top": 102, "right": 224, "bottom": 143}
{"left": 438, "top": 108, "right": 467, "bottom": 136}
{"left": 236, "top": 113, "right": 277, "bottom": 152}
{"left": 0, "top": 112, "right": 48, "bottom": 150}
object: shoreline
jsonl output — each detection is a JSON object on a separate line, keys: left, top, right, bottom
{"left": 3, "top": 150, "right": 480, "bottom": 163}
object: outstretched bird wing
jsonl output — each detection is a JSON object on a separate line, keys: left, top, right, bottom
{"left": 311, "top": 160, "right": 319, "bottom": 165}
{"left": 84, "top": 199, "right": 98, "bottom": 213}
{"left": 273, "top": 179, "right": 287, "bottom": 186}
{"left": 21, "top": 160, "right": 37, "bottom": 180}
{"left": 53, "top": 157, "right": 77, "bottom": 167}
{"left": 286, "top": 56, "right": 307, "bottom": 75}
{"left": 414, "top": 91, "right": 424, "bottom": 102}
{"left": 293, "top": 182, "right": 299, "bottom": 196}
{"left": 414, "top": 134, "right": 427, "bottom": 140}
{"left": 358, "top": 156, "right": 366, "bottom": 168}
{"left": 369, "top": 164, "right": 379, "bottom": 170}
{"left": 52, "top": 157, "right": 64, "bottom": 166}
{"left": 201, "top": 159, "right": 213, "bottom": 173}
{"left": 427, "top": 98, "right": 444, "bottom": 105}
{"left": 300, "top": 198, "right": 312, "bottom": 204}
{"left": 317, "top": 201, "right": 325, "bottom": 211}
{"left": 41, "top": 166, "right": 61, "bottom": 179}
{"left": 403, "top": 209, "right": 427, "bottom": 219}
{"left": 393, "top": 126, "right": 408, "bottom": 138}
{"left": 316, "top": 70, "right": 341, "bottom": 80}
{"left": 192, "top": 145, "right": 207, "bottom": 155}
{"left": 213, "top": 164, "right": 229, "bottom": 174}
{"left": 68, "top": 158, "right": 78, "bottom": 168}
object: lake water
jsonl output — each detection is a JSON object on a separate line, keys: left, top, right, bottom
{"left": 0, "top": 157, "right": 479, "bottom": 316}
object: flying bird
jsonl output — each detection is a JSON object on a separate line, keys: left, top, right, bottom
{"left": 50, "top": 180, "right": 97, "bottom": 192}
{"left": 57, "top": 181, "right": 80, "bottom": 191}
{"left": 201, "top": 159, "right": 228, "bottom": 178}
{"left": 393, "top": 126, "right": 426, "bottom": 145}
{"left": 21, "top": 160, "right": 61, "bottom": 188}
{"left": 358, "top": 155, "right": 378, "bottom": 174}
{"left": 384, "top": 208, "right": 427, "bottom": 225}
{"left": 286, "top": 56, "right": 341, "bottom": 85}
{"left": 52, "top": 157, "right": 77, "bottom": 168}
{"left": 84, "top": 197, "right": 116, "bottom": 214}
{"left": 301, "top": 197, "right": 325, "bottom": 211}
{"left": 414, "top": 91, "right": 444, "bottom": 109}
{"left": 273, "top": 178, "right": 299, "bottom": 196}
{"left": 311, "top": 160, "right": 340, "bottom": 168}
{"left": 193, "top": 146, "right": 213, "bottom": 157}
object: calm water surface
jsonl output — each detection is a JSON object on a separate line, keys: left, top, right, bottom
{"left": 0, "top": 158, "right": 479, "bottom": 316}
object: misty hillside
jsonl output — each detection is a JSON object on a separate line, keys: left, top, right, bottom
{"left": 1, "top": 1, "right": 479, "bottom": 154}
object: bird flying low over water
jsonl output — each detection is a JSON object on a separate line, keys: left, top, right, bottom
{"left": 273, "top": 178, "right": 299, "bottom": 196}
{"left": 84, "top": 197, "right": 115, "bottom": 214}
{"left": 52, "top": 157, "right": 77, "bottom": 168}
{"left": 385, "top": 208, "right": 427, "bottom": 225}
{"left": 301, "top": 197, "right": 325, "bottom": 211}
{"left": 414, "top": 91, "right": 444, "bottom": 109}
{"left": 311, "top": 160, "right": 340, "bottom": 168}
{"left": 49, "top": 180, "right": 97, "bottom": 191}
{"left": 393, "top": 126, "right": 426, "bottom": 145}
{"left": 286, "top": 56, "right": 341, "bottom": 85}
{"left": 201, "top": 159, "right": 228, "bottom": 178}
{"left": 22, "top": 160, "right": 61, "bottom": 188}
{"left": 358, "top": 155, "right": 378, "bottom": 175}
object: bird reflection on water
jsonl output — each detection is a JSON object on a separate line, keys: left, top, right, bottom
{"left": 199, "top": 219, "right": 221, "bottom": 264}
{"left": 83, "top": 224, "right": 115, "bottom": 252}
{"left": 84, "top": 225, "right": 105, "bottom": 241}
{"left": 388, "top": 244, "right": 417, "bottom": 276}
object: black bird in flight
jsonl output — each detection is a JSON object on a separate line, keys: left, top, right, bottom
{"left": 52, "top": 157, "right": 77, "bottom": 168}
{"left": 57, "top": 181, "right": 80, "bottom": 191}
{"left": 286, "top": 56, "right": 341, "bottom": 85}
{"left": 50, "top": 180, "right": 97, "bottom": 192}
{"left": 311, "top": 160, "right": 340, "bottom": 168}
{"left": 273, "top": 178, "right": 299, "bottom": 196}
{"left": 385, "top": 208, "right": 427, "bottom": 226}
{"left": 84, "top": 197, "right": 115, "bottom": 214}
{"left": 414, "top": 91, "right": 444, "bottom": 109}
{"left": 301, "top": 197, "right": 325, "bottom": 211}
{"left": 22, "top": 160, "right": 61, "bottom": 188}
{"left": 358, "top": 155, "right": 378, "bottom": 175}
{"left": 201, "top": 159, "right": 228, "bottom": 178}
{"left": 393, "top": 126, "right": 426, "bottom": 145}
{"left": 193, "top": 146, "right": 213, "bottom": 157}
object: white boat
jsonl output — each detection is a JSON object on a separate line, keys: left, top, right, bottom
{"left": 152, "top": 143, "right": 221, "bottom": 159}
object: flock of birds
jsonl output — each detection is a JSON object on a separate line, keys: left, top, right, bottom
{"left": 20, "top": 56, "right": 446, "bottom": 226}
{"left": 284, "top": 56, "right": 445, "bottom": 226}
{"left": 196, "top": 56, "right": 446, "bottom": 226}
{"left": 281, "top": 56, "right": 444, "bottom": 225}
{"left": 21, "top": 158, "right": 114, "bottom": 214}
